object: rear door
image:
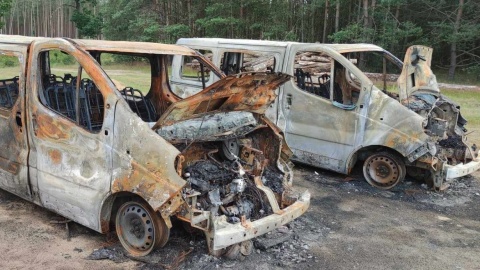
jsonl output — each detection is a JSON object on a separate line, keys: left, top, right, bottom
{"left": 26, "top": 39, "right": 116, "bottom": 231}
{"left": 0, "top": 44, "right": 30, "bottom": 199}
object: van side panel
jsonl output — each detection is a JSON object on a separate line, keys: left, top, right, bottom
{"left": 362, "top": 88, "right": 429, "bottom": 156}
{"left": 26, "top": 39, "right": 116, "bottom": 231}
{"left": 0, "top": 45, "right": 31, "bottom": 200}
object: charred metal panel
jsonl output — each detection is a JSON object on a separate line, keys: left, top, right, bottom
{"left": 157, "top": 111, "right": 257, "bottom": 143}
{"left": 0, "top": 45, "right": 30, "bottom": 200}
{"left": 362, "top": 88, "right": 429, "bottom": 156}
{"left": 398, "top": 46, "right": 438, "bottom": 101}
{"left": 111, "top": 100, "right": 186, "bottom": 212}
{"left": 26, "top": 38, "right": 119, "bottom": 231}
{"left": 154, "top": 72, "right": 290, "bottom": 127}
{"left": 281, "top": 80, "right": 358, "bottom": 173}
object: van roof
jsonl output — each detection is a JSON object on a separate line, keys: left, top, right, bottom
{"left": 177, "top": 38, "right": 385, "bottom": 53}
{"left": 0, "top": 35, "right": 198, "bottom": 55}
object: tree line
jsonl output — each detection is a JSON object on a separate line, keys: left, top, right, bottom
{"left": 0, "top": 0, "right": 479, "bottom": 81}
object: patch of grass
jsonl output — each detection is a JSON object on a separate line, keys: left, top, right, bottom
{"left": 441, "top": 89, "right": 480, "bottom": 146}
{"left": 1, "top": 66, "right": 21, "bottom": 79}
{"left": 101, "top": 65, "right": 151, "bottom": 92}
{"left": 50, "top": 64, "right": 151, "bottom": 93}
{"left": 433, "top": 68, "right": 480, "bottom": 86}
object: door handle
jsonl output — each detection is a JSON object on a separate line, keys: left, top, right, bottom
{"left": 286, "top": 94, "right": 292, "bottom": 109}
{"left": 32, "top": 114, "right": 38, "bottom": 136}
{"left": 15, "top": 111, "right": 22, "bottom": 127}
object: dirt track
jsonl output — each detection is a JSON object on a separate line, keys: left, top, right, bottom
{"left": 0, "top": 165, "right": 479, "bottom": 270}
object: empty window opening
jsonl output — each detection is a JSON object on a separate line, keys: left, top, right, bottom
{"left": 39, "top": 50, "right": 105, "bottom": 132}
{"left": 293, "top": 51, "right": 332, "bottom": 100}
{"left": 99, "top": 53, "right": 157, "bottom": 122}
{"left": 0, "top": 54, "right": 20, "bottom": 109}
{"left": 294, "top": 51, "right": 361, "bottom": 108}
{"left": 220, "top": 51, "right": 276, "bottom": 75}
{"left": 181, "top": 49, "right": 212, "bottom": 83}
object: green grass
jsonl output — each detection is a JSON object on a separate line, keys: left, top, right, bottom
{"left": 441, "top": 89, "right": 480, "bottom": 146}
{"left": 50, "top": 63, "right": 152, "bottom": 92}
{"left": 433, "top": 68, "right": 480, "bottom": 86}
{"left": 101, "top": 63, "right": 151, "bottom": 91}
{"left": 0, "top": 66, "right": 21, "bottom": 79}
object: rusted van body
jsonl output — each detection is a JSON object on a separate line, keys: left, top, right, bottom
{"left": 0, "top": 35, "right": 309, "bottom": 256}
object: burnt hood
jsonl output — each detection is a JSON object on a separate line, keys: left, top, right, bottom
{"left": 152, "top": 72, "right": 290, "bottom": 129}
{"left": 397, "top": 45, "right": 440, "bottom": 101}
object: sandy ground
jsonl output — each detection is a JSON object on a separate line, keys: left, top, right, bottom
{"left": 0, "top": 166, "right": 479, "bottom": 270}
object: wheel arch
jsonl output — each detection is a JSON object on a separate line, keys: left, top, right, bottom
{"left": 346, "top": 145, "right": 406, "bottom": 174}
{"left": 99, "top": 191, "right": 150, "bottom": 234}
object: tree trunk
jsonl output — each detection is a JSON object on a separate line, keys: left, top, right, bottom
{"left": 75, "top": 0, "right": 80, "bottom": 38}
{"left": 448, "top": 0, "right": 465, "bottom": 80}
{"left": 394, "top": 4, "right": 400, "bottom": 23}
{"left": 357, "top": 0, "right": 361, "bottom": 23}
{"left": 369, "top": 0, "right": 376, "bottom": 28}
{"left": 187, "top": 0, "right": 192, "bottom": 35}
{"left": 335, "top": 0, "right": 340, "bottom": 33}
{"left": 322, "top": 0, "right": 329, "bottom": 43}
{"left": 362, "top": 0, "right": 368, "bottom": 29}
{"left": 359, "top": 0, "right": 369, "bottom": 68}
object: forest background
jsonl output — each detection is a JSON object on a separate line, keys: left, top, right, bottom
{"left": 0, "top": 0, "right": 479, "bottom": 83}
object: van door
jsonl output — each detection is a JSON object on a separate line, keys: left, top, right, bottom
{"left": 0, "top": 45, "right": 30, "bottom": 199}
{"left": 26, "top": 40, "right": 115, "bottom": 231}
{"left": 282, "top": 46, "right": 367, "bottom": 173}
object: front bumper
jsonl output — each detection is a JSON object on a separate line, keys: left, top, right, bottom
{"left": 209, "top": 190, "right": 310, "bottom": 251}
{"left": 445, "top": 150, "right": 480, "bottom": 180}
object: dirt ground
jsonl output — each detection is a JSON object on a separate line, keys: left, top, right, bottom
{"left": 0, "top": 165, "right": 479, "bottom": 270}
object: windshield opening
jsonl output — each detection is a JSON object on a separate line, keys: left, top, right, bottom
{"left": 342, "top": 51, "right": 402, "bottom": 98}
{"left": 91, "top": 51, "right": 217, "bottom": 123}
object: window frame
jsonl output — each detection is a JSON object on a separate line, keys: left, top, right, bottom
{"left": 219, "top": 50, "right": 278, "bottom": 75}
{"left": 0, "top": 51, "right": 22, "bottom": 113}
{"left": 37, "top": 49, "right": 106, "bottom": 134}
{"left": 291, "top": 50, "right": 334, "bottom": 102}
{"left": 98, "top": 52, "right": 153, "bottom": 94}
{"left": 180, "top": 50, "right": 213, "bottom": 83}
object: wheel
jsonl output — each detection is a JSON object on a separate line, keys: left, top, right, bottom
{"left": 115, "top": 200, "right": 170, "bottom": 256}
{"left": 363, "top": 151, "right": 406, "bottom": 189}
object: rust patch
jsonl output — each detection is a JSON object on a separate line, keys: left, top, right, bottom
{"left": 35, "top": 113, "right": 71, "bottom": 140}
{"left": 112, "top": 160, "right": 185, "bottom": 211}
{"left": 48, "top": 149, "right": 62, "bottom": 165}
{"left": 0, "top": 156, "right": 19, "bottom": 174}
{"left": 153, "top": 72, "right": 291, "bottom": 129}
{"left": 100, "top": 219, "right": 110, "bottom": 233}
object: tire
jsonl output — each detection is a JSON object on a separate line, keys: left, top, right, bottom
{"left": 363, "top": 151, "right": 406, "bottom": 189}
{"left": 115, "top": 200, "right": 170, "bottom": 256}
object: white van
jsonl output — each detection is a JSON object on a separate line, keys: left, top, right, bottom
{"left": 172, "top": 38, "right": 480, "bottom": 190}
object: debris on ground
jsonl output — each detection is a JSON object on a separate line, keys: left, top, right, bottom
{"left": 86, "top": 247, "right": 129, "bottom": 263}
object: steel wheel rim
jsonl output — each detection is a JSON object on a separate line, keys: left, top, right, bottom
{"left": 365, "top": 156, "right": 399, "bottom": 188}
{"left": 116, "top": 202, "right": 156, "bottom": 255}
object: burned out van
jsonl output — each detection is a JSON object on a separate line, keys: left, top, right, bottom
{"left": 0, "top": 35, "right": 309, "bottom": 257}
{"left": 174, "top": 38, "right": 480, "bottom": 190}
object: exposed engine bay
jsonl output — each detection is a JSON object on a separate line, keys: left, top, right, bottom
{"left": 392, "top": 46, "right": 480, "bottom": 189}
{"left": 403, "top": 91, "right": 477, "bottom": 168}
{"left": 157, "top": 112, "right": 293, "bottom": 227}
